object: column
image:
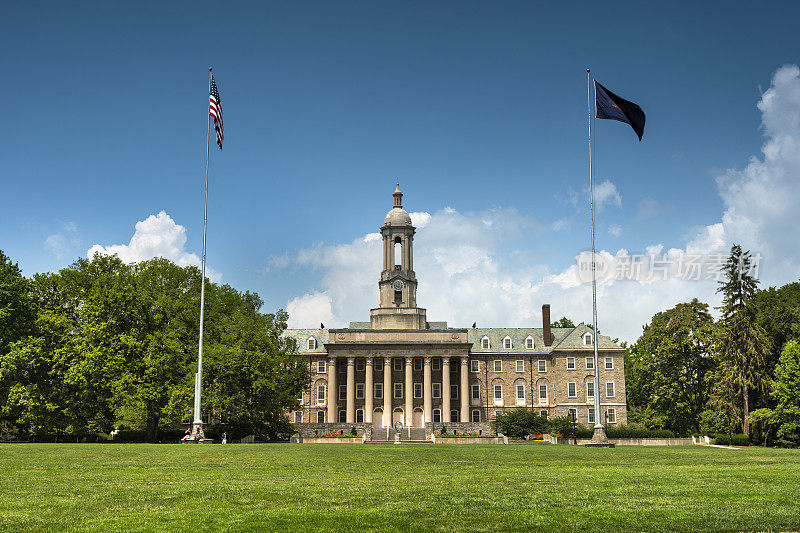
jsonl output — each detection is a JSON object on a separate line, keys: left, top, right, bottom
{"left": 405, "top": 357, "right": 413, "bottom": 427}
{"left": 346, "top": 356, "right": 355, "bottom": 424}
{"left": 365, "top": 357, "right": 374, "bottom": 424}
{"left": 423, "top": 356, "right": 432, "bottom": 423}
{"left": 383, "top": 357, "right": 392, "bottom": 427}
{"left": 460, "top": 356, "right": 469, "bottom": 423}
{"left": 327, "top": 356, "right": 337, "bottom": 424}
{"left": 442, "top": 357, "right": 451, "bottom": 423}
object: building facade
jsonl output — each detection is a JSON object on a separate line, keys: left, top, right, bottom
{"left": 283, "top": 186, "right": 627, "bottom": 434}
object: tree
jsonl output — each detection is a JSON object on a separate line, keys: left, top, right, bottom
{"left": 624, "top": 299, "right": 716, "bottom": 436}
{"left": 766, "top": 341, "right": 800, "bottom": 447}
{"left": 715, "top": 244, "right": 770, "bottom": 436}
{"left": 552, "top": 317, "right": 576, "bottom": 328}
{"left": 0, "top": 250, "right": 34, "bottom": 354}
{"left": 493, "top": 409, "right": 549, "bottom": 439}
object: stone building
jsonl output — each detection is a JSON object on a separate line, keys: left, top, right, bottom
{"left": 283, "top": 186, "right": 627, "bottom": 436}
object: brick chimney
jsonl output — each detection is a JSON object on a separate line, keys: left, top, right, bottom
{"left": 542, "top": 304, "right": 552, "bottom": 346}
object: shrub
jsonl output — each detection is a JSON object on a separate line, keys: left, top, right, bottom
{"left": 548, "top": 416, "right": 593, "bottom": 439}
{"left": 494, "top": 410, "right": 549, "bottom": 439}
{"left": 713, "top": 433, "right": 750, "bottom": 446}
{"left": 606, "top": 424, "right": 675, "bottom": 439}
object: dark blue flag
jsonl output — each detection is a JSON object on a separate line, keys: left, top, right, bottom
{"left": 594, "top": 80, "right": 645, "bottom": 141}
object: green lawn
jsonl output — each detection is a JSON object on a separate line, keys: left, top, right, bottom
{"left": 1, "top": 443, "right": 799, "bottom": 532}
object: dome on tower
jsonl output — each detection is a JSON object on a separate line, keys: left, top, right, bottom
{"left": 384, "top": 184, "right": 413, "bottom": 226}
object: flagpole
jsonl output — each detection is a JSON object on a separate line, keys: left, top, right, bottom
{"left": 587, "top": 68, "right": 606, "bottom": 442}
{"left": 192, "top": 66, "right": 213, "bottom": 437}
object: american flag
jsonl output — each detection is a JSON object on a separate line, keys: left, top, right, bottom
{"left": 209, "top": 76, "right": 223, "bottom": 150}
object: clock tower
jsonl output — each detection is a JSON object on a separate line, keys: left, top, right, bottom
{"left": 369, "top": 185, "right": 428, "bottom": 329}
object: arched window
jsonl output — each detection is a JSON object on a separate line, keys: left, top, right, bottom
{"left": 525, "top": 336, "right": 534, "bottom": 349}
{"left": 394, "top": 236, "right": 402, "bottom": 267}
{"left": 481, "top": 336, "right": 490, "bottom": 350}
{"left": 307, "top": 337, "right": 317, "bottom": 351}
{"left": 503, "top": 337, "right": 512, "bottom": 349}
{"left": 583, "top": 333, "right": 593, "bottom": 346}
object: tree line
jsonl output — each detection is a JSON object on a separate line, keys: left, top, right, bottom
{"left": 626, "top": 245, "right": 800, "bottom": 446}
{"left": 0, "top": 250, "right": 308, "bottom": 442}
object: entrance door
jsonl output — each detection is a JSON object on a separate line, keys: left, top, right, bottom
{"left": 412, "top": 408, "right": 424, "bottom": 428}
{"left": 392, "top": 408, "right": 404, "bottom": 427}
{"left": 373, "top": 408, "right": 383, "bottom": 427}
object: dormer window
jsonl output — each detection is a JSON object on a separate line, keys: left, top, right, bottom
{"left": 503, "top": 337, "right": 512, "bottom": 350}
{"left": 525, "top": 336, "right": 534, "bottom": 349}
{"left": 307, "top": 337, "right": 317, "bottom": 351}
{"left": 583, "top": 333, "right": 593, "bottom": 346}
{"left": 481, "top": 336, "right": 490, "bottom": 350}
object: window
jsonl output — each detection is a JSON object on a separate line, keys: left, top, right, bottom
{"left": 432, "top": 358, "right": 441, "bottom": 371}
{"left": 607, "top": 408, "right": 617, "bottom": 423}
{"left": 355, "top": 409, "right": 364, "bottom": 423}
{"left": 516, "top": 360, "right": 524, "bottom": 372}
{"left": 584, "top": 333, "right": 593, "bottom": 346}
{"left": 393, "top": 358, "right": 402, "bottom": 371}
{"left": 494, "top": 360, "right": 502, "bottom": 372}
{"left": 307, "top": 337, "right": 316, "bottom": 351}
{"left": 471, "top": 384, "right": 480, "bottom": 400}
{"left": 355, "top": 383, "right": 364, "bottom": 400}
{"left": 433, "top": 409, "right": 441, "bottom": 423}
{"left": 606, "top": 382, "right": 615, "bottom": 398}
{"left": 317, "top": 411, "right": 325, "bottom": 423}
{"left": 539, "top": 384, "right": 547, "bottom": 400}
{"left": 471, "top": 409, "right": 481, "bottom": 422}
{"left": 539, "top": 410, "right": 548, "bottom": 419}
{"left": 374, "top": 383, "right": 383, "bottom": 399}
{"left": 538, "top": 360, "right": 546, "bottom": 373}
{"left": 605, "top": 357, "right": 614, "bottom": 370}
{"left": 374, "top": 358, "right": 383, "bottom": 370}
{"left": 338, "top": 410, "right": 346, "bottom": 423}
{"left": 568, "top": 382, "right": 577, "bottom": 398}
{"left": 494, "top": 385, "right": 503, "bottom": 400}
{"left": 450, "top": 410, "right": 459, "bottom": 422}
{"left": 339, "top": 385, "right": 347, "bottom": 400}
{"left": 339, "top": 363, "right": 346, "bottom": 374}
{"left": 450, "top": 361, "right": 458, "bottom": 372}
{"left": 567, "top": 357, "right": 575, "bottom": 370}
{"left": 526, "top": 336, "right": 534, "bottom": 349}
{"left": 588, "top": 408, "right": 595, "bottom": 425}
{"left": 586, "top": 357, "right": 594, "bottom": 370}
{"left": 356, "top": 358, "right": 365, "bottom": 371}
{"left": 432, "top": 383, "right": 442, "bottom": 399}
{"left": 414, "top": 383, "right": 422, "bottom": 398}
{"left": 516, "top": 384, "right": 525, "bottom": 400}
{"left": 471, "top": 360, "right": 480, "bottom": 372}
{"left": 317, "top": 360, "right": 327, "bottom": 374}
{"left": 587, "top": 382, "right": 594, "bottom": 399}
{"left": 317, "top": 385, "right": 326, "bottom": 404}
{"left": 450, "top": 384, "right": 458, "bottom": 400}
{"left": 393, "top": 383, "right": 403, "bottom": 399}
{"left": 568, "top": 408, "right": 577, "bottom": 420}
{"left": 503, "top": 337, "right": 512, "bottom": 349}
{"left": 494, "top": 410, "right": 503, "bottom": 419}
{"left": 414, "top": 358, "right": 422, "bottom": 371}
{"left": 481, "top": 336, "right": 490, "bottom": 349}
{"left": 294, "top": 411, "right": 302, "bottom": 423}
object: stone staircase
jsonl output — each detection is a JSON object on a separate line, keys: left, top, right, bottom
{"left": 367, "top": 427, "right": 431, "bottom": 443}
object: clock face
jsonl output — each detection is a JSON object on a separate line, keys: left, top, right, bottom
{"left": 392, "top": 279, "right": 405, "bottom": 291}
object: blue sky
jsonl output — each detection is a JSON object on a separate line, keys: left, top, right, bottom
{"left": 3, "top": 2, "right": 800, "bottom": 340}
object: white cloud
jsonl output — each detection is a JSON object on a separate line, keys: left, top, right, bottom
{"left": 608, "top": 224, "right": 622, "bottom": 237}
{"left": 637, "top": 197, "right": 661, "bottom": 219}
{"left": 87, "top": 211, "right": 221, "bottom": 281}
{"left": 279, "top": 64, "right": 800, "bottom": 343}
{"left": 594, "top": 180, "right": 622, "bottom": 210}
{"left": 45, "top": 221, "right": 79, "bottom": 258}
{"left": 551, "top": 218, "right": 570, "bottom": 231}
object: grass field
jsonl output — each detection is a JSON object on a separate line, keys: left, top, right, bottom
{"left": 1, "top": 444, "right": 799, "bottom": 532}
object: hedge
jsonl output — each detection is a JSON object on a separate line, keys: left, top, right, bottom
{"left": 606, "top": 425, "right": 675, "bottom": 439}
{"left": 712, "top": 433, "right": 750, "bottom": 446}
